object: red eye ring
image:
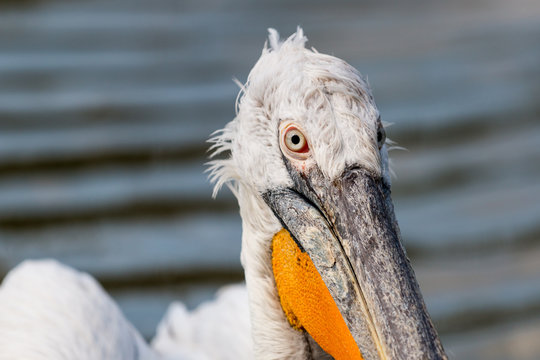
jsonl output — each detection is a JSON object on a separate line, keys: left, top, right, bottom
{"left": 283, "top": 126, "right": 309, "bottom": 153}
{"left": 280, "top": 123, "right": 310, "bottom": 161}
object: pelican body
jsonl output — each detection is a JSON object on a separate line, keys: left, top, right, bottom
{"left": 0, "top": 28, "right": 446, "bottom": 360}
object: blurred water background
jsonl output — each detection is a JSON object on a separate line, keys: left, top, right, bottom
{"left": 0, "top": 0, "right": 539, "bottom": 358}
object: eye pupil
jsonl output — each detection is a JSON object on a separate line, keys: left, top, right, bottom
{"left": 377, "top": 131, "right": 383, "bottom": 143}
{"left": 291, "top": 135, "right": 300, "bottom": 145}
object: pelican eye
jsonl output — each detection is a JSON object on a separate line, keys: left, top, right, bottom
{"left": 280, "top": 124, "right": 310, "bottom": 159}
{"left": 285, "top": 129, "right": 306, "bottom": 151}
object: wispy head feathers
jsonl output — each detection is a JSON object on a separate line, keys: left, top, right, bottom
{"left": 207, "top": 27, "right": 387, "bottom": 198}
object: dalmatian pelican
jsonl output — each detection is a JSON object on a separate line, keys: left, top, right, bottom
{"left": 0, "top": 28, "right": 446, "bottom": 360}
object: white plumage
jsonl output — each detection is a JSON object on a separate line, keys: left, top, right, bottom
{"left": 0, "top": 259, "right": 255, "bottom": 360}
{"left": 0, "top": 27, "right": 391, "bottom": 359}
{"left": 152, "top": 284, "right": 252, "bottom": 360}
{"left": 0, "top": 260, "right": 156, "bottom": 360}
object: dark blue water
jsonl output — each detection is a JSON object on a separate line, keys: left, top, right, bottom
{"left": 1, "top": 1, "right": 539, "bottom": 358}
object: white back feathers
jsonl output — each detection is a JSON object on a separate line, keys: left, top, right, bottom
{"left": 0, "top": 260, "right": 156, "bottom": 360}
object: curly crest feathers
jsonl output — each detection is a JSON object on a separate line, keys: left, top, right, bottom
{"left": 207, "top": 27, "right": 309, "bottom": 198}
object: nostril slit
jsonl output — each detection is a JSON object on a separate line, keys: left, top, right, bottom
{"left": 342, "top": 166, "right": 362, "bottom": 181}
{"left": 343, "top": 172, "right": 357, "bottom": 182}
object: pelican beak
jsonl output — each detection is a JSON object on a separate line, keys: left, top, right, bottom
{"left": 263, "top": 165, "right": 447, "bottom": 360}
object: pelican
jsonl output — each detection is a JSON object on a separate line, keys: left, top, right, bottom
{"left": 0, "top": 28, "right": 446, "bottom": 360}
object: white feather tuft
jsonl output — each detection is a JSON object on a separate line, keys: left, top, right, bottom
{"left": 206, "top": 123, "right": 239, "bottom": 198}
{"left": 267, "top": 27, "right": 307, "bottom": 52}
{"left": 267, "top": 28, "right": 280, "bottom": 51}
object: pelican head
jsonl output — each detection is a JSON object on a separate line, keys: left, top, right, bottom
{"left": 209, "top": 28, "right": 446, "bottom": 360}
